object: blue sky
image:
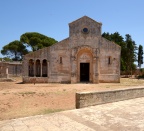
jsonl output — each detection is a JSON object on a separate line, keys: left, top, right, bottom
{"left": 1, "top": 0, "right": 144, "bottom": 66}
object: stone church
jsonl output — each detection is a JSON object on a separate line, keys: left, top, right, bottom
{"left": 22, "top": 16, "right": 121, "bottom": 83}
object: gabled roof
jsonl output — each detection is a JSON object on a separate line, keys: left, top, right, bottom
{"left": 69, "top": 16, "right": 102, "bottom": 26}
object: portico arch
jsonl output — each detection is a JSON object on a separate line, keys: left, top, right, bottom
{"left": 42, "top": 59, "right": 47, "bottom": 77}
{"left": 36, "top": 59, "right": 41, "bottom": 77}
{"left": 29, "top": 59, "right": 34, "bottom": 77}
{"left": 77, "top": 47, "right": 93, "bottom": 82}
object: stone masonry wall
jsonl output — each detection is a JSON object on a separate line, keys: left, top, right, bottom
{"left": 22, "top": 16, "right": 121, "bottom": 83}
{"left": 99, "top": 38, "right": 121, "bottom": 82}
{"left": 76, "top": 87, "right": 144, "bottom": 108}
{"left": 48, "top": 38, "right": 71, "bottom": 83}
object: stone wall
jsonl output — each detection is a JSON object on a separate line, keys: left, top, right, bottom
{"left": 23, "top": 39, "right": 71, "bottom": 83}
{"left": 23, "top": 77, "right": 48, "bottom": 83}
{"left": 22, "top": 16, "right": 121, "bottom": 83}
{"left": 99, "top": 38, "right": 121, "bottom": 83}
{"left": 8, "top": 63, "right": 22, "bottom": 76}
{"left": 0, "top": 62, "right": 22, "bottom": 78}
{"left": 76, "top": 87, "right": 144, "bottom": 108}
{"left": 0, "top": 62, "right": 8, "bottom": 78}
{"left": 69, "top": 16, "right": 102, "bottom": 37}
{"left": 48, "top": 38, "right": 71, "bottom": 83}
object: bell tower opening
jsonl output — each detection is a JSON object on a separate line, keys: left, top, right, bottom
{"left": 80, "top": 63, "right": 89, "bottom": 82}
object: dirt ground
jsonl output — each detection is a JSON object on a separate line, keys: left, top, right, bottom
{"left": 0, "top": 77, "right": 144, "bottom": 120}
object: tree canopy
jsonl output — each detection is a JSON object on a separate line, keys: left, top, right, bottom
{"left": 1, "top": 32, "right": 58, "bottom": 61}
{"left": 20, "top": 32, "right": 58, "bottom": 51}
{"left": 1, "top": 40, "right": 28, "bottom": 61}
{"left": 102, "top": 32, "right": 138, "bottom": 74}
{"left": 0, "top": 57, "right": 13, "bottom": 62}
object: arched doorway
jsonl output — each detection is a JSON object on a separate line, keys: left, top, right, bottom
{"left": 29, "top": 59, "right": 34, "bottom": 77}
{"left": 42, "top": 59, "right": 47, "bottom": 77}
{"left": 77, "top": 48, "right": 93, "bottom": 82}
{"left": 36, "top": 59, "right": 41, "bottom": 77}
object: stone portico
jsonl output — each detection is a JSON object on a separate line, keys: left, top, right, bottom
{"left": 22, "top": 16, "right": 121, "bottom": 83}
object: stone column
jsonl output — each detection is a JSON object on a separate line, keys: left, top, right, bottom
{"left": 0, "top": 66, "right": 1, "bottom": 76}
{"left": 94, "top": 57, "right": 99, "bottom": 83}
{"left": 71, "top": 57, "right": 77, "bottom": 83}
{"left": 40, "top": 62, "right": 42, "bottom": 77}
{"left": 47, "top": 61, "right": 49, "bottom": 78}
{"left": 25, "top": 60, "right": 29, "bottom": 77}
{"left": 6, "top": 66, "right": 9, "bottom": 78}
{"left": 34, "top": 61, "right": 36, "bottom": 77}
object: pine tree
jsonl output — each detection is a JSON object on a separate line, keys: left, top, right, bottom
{"left": 125, "top": 34, "right": 137, "bottom": 74}
{"left": 138, "top": 45, "right": 143, "bottom": 69}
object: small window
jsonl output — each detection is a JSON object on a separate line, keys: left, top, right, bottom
{"left": 60, "top": 57, "right": 62, "bottom": 64}
{"left": 108, "top": 56, "right": 111, "bottom": 65}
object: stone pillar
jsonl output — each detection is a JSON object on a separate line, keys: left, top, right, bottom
{"left": 24, "top": 59, "right": 29, "bottom": 77}
{"left": 47, "top": 61, "right": 49, "bottom": 78}
{"left": 71, "top": 57, "right": 77, "bottom": 83}
{"left": 6, "top": 66, "right": 9, "bottom": 78}
{"left": 94, "top": 57, "right": 99, "bottom": 83}
{"left": 34, "top": 61, "right": 36, "bottom": 77}
{"left": 40, "top": 62, "right": 42, "bottom": 77}
{"left": 0, "top": 66, "right": 1, "bottom": 77}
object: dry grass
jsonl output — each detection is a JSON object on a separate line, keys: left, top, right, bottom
{"left": 0, "top": 77, "right": 144, "bottom": 120}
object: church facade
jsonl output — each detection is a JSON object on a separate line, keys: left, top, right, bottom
{"left": 22, "top": 16, "right": 121, "bottom": 83}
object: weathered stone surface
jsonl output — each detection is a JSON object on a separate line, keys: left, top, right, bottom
{"left": 0, "top": 62, "right": 22, "bottom": 78}
{"left": 1, "top": 97, "right": 144, "bottom": 131}
{"left": 76, "top": 87, "right": 144, "bottom": 108}
{"left": 22, "top": 16, "right": 121, "bottom": 83}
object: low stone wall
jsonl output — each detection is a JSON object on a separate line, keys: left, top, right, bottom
{"left": 76, "top": 87, "right": 144, "bottom": 108}
{"left": 23, "top": 77, "right": 48, "bottom": 83}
